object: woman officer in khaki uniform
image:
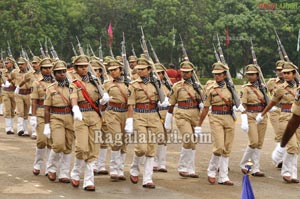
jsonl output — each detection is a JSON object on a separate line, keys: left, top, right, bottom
{"left": 257, "top": 62, "right": 300, "bottom": 183}
{"left": 239, "top": 64, "right": 267, "bottom": 177}
{"left": 266, "top": 60, "right": 285, "bottom": 167}
{"left": 2, "top": 57, "right": 17, "bottom": 134}
{"left": 69, "top": 55, "right": 110, "bottom": 191}
{"left": 31, "top": 58, "right": 55, "bottom": 176}
{"left": 198, "top": 63, "right": 235, "bottom": 185}
{"left": 44, "top": 60, "right": 74, "bottom": 183}
{"left": 125, "top": 57, "right": 167, "bottom": 189}
{"left": 103, "top": 60, "right": 128, "bottom": 181}
{"left": 153, "top": 63, "right": 171, "bottom": 173}
{"left": 164, "top": 61, "right": 202, "bottom": 178}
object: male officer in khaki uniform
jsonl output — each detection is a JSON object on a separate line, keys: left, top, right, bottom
{"left": 31, "top": 58, "right": 54, "bottom": 176}
{"left": 257, "top": 62, "right": 300, "bottom": 183}
{"left": 11, "top": 57, "right": 34, "bottom": 136}
{"left": 2, "top": 57, "right": 16, "bottom": 134}
{"left": 103, "top": 59, "right": 128, "bottom": 180}
{"left": 239, "top": 64, "right": 267, "bottom": 177}
{"left": 69, "top": 55, "right": 110, "bottom": 191}
{"left": 44, "top": 60, "right": 74, "bottom": 183}
{"left": 266, "top": 60, "right": 285, "bottom": 167}
{"left": 198, "top": 63, "right": 236, "bottom": 185}
{"left": 125, "top": 57, "right": 168, "bottom": 189}
{"left": 165, "top": 61, "right": 202, "bottom": 178}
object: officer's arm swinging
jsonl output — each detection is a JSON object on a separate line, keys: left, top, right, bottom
{"left": 198, "top": 106, "right": 209, "bottom": 126}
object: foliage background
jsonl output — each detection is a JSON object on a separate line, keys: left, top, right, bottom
{"left": 0, "top": 0, "right": 299, "bottom": 77}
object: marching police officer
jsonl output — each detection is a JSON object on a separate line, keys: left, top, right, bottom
{"left": 44, "top": 60, "right": 74, "bottom": 183}
{"left": 31, "top": 58, "right": 55, "bottom": 176}
{"left": 103, "top": 60, "right": 128, "bottom": 180}
{"left": 11, "top": 57, "right": 34, "bottom": 136}
{"left": 165, "top": 61, "right": 202, "bottom": 178}
{"left": 198, "top": 63, "right": 236, "bottom": 185}
{"left": 2, "top": 57, "right": 16, "bottom": 134}
{"left": 69, "top": 55, "right": 109, "bottom": 191}
{"left": 257, "top": 62, "right": 300, "bottom": 183}
{"left": 125, "top": 57, "right": 168, "bottom": 189}
{"left": 239, "top": 64, "right": 267, "bottom": 177}
{"left": 266, "top": 60, "right": 285, "bottom": 167}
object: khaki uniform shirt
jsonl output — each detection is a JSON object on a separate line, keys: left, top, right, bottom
{"left": 104, "top": 79, "right": 128, "bottom": 104}
{"left": 31, "top": 76, "right": 54, "bottom": 117}
{"left": 128, "top": 77, "right": 159, "bottom": 105}
{"left": 204, "top": 81, "right": 233, "bottom": 107}
{"left": 44, "top": 81, "right": 71, "bottom": 107}
{"left": 272, "top": 82, "right": 297, "bottom": 105}
{"left": 292, "top": 86, "right": 300, "bottom": 116}
{"left": 69, "top": 73, "right": 101, "bottom": 104}
{"left": 241, "top": 82, "right": 265, "bottom": 106}
{"left": 11, "top": 69, "right": 33, "bottom": 89}
{"left": 267, "top": 77, "right": 284, "bottom": 95}
{"left": 169, "top": 79, "right": 202, "bottom": 105}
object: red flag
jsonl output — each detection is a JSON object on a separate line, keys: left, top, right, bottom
{"left": 225, "top": 26, "right": 230, "bottom": 47}
{"left": 107, "top": 22, "right": 113, "bottom": 47}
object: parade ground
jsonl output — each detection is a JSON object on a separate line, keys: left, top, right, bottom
{"left": 0, "top": 111, "right": 299, "bottom": 199}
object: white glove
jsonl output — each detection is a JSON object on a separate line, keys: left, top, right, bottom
{"left": 14, "top": 86, "right": 20, "bottom": 95}
{"left": 43, "top": 123, "right": 51, "bottom": 139}
{"left": 164, "top": 112, "right": 173, "bottom": 131}
{"left": 2, "top": 81, "right": 11, "bottom": 88}
{"left": 198, "top": 102, "right": 204, "bottom": 110}
{"left": 269, "top": 106, "right": 277, "bottom": 113}
{"left": 72, "top": 105, "right": 82, "bottom": 121}
{"left": 99, "top": 93, "right": 110, "bottom": 105}
{"left": 256, "top": 113, "right": 264, "bottom": 124}
{"left": 241, "top": 114, "right": 249, "bottom": 133}
{"left": 233, "top": 104, "right": 245, "bottom": 112}
{"left": 30, "top": 116, "right": 37, "bottom": 129}
{"left": 125, "top": 118, "right": 133, "bottom": 134}
{"left": 158, "top": 97, "right": 169, "bottom": 108}
{"left": 194, "top": 126, "right": 202, "bottom": 137}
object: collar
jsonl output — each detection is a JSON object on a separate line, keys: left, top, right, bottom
{"left": 81, "top": 75, "right": 89, "bottom": 82}
{"left": 251, "top": 80, "right": 259, "bottom": 88}
{"left": 287, "top": 80, "right": 296, "bottom": 88}
{"left": 43, "top": 75, "right": 53, "bottom": 82}
{"left": 141, "top": 76, "right": 150, "bottom": 84}
{"left": 113, "top": 77, "right": 123, "bottom": 83}
{"left": 217, "top": 81, "right": 225, "bottom": 88}
{"left": 184, "top": 78, "right": 193, "bottom": 85}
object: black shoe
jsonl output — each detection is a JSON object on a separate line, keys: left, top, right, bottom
{"left": 6, "top": 131, "right": 14, "bottom": 135}
{"left": 18, "top": 131, "right": 24, "bottom": 136}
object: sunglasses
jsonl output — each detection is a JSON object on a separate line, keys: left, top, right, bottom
{"left": 283, "top": 72, "right": 292, "bottom": 74}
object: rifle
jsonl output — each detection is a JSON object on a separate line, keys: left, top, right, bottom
{"left": 71, "top": 42, "right": 78, "bottom": 56}
{"left": 98, "top": 38, "right": 103, "bottom": 63}
{"left": 250, "top": 38, "right": 270, "bottom": 104}
{"left": 44, "top": 37, "right": 50, "bottom": 57}
{"left": 0, "top": 49, "right": 5, "bottom": 82}
{"left": 27, "top": 46, "right": 35, "bottom": 58}
{"left": 121, "top": 32, "right": 131, "bottom": 86}
{"left": 109, "top": 46, "right": 115, "bottom": 59}
{"left": 140, "top": 26, "right": 165, "bottom": 103}
{"left": 216, "top": 33, "right": 241, "bottom": 111}
{"left": 21, "top": 47, "right": 34, "bottom": 72}
{"left": 7, "top": 41, "right": 18, "bottom": 69}
{"left": 49, "top": 38, "right": 59, "bottom": 60}
{"left": 149, "top": 40, "right": 173, "bottom": 91}
{"left": 213, "top": 44, "right": 221, "bottom": 63}
{"left": 76, "top": 36, "right": 105, "bottom": 97}
{"left": 179, "top": 35, "right": 204, "bottom": 102}
{"left": 131, "top": 44, "right": 137, "bottom": 57}
{"left": 39, "top": 40, "right": 46, "bottom": 58}
{"left": 274, "top": 28, "right": 300, "bottom": 85}
{"left": 89, "top": 44, "right": 96, "bottom": 57}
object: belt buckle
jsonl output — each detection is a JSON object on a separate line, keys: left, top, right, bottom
{"left": 144, "top": 103, "right": 149, "bottom": 110}
{"left": 222, "top": 105, "right": 228, "bottom": 111}
{"left": 189, "top": 101, "right": 194, "bottom": 107}
{"left": 64, "top": 107, "right": 69, "bottom": 113}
